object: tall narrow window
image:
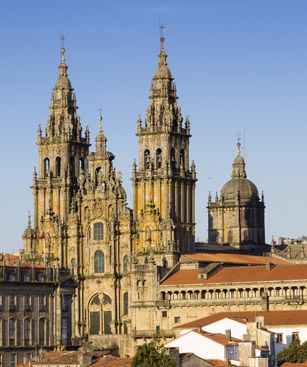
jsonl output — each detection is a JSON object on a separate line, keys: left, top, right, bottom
{"left": 123, "top": 255, "right": 128, "bottom": 273}
{"left": 9, "top": 319, "right": 15, "bottom": 346}
{"left": 179, "top": 149, "right": 185, "bottom": 165}
{"left": 79, "top": 157, "right": 85, "bottom": 172}
{"left": 70, "top": 156, "right": 75, "bottom": 177}
{"left": 144, "top": 150, "right": 151, "bottom": 169}
{"left": 39, "top": 318, "right": 45, "bottom": 345}
{"left": 61, "top": 318, "right": 68, "bottom": 342}
{"left": 94, "top": 251, "right": 104, "bottom": 273}
{"left": 55, "top": 157, "right": 61, "bottom": 176}
{"left": 93, "top": 222, "right": 104, "bottom": 240}
{"left": 123, "top": 292, "right": 128, "bottom": 316}
{"left": 44, "top": 158, "right": 50, "bottom": 177}
{"left": 9, "top": 354, "right": 16, "bottom": 367}
{"left": 24, "top": 319, "right": 30, "bottom": 346}
{"left": 156, "top": 149, "right": 162, "bottom": 169}
{"left": 170, "top": 148, "right": 176, "bottom": 169}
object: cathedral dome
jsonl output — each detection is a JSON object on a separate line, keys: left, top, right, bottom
{"left": 221, "top": 177, "right": 259, "bottom": 202}
{"left": 220, "top": 143, "right": 260, "bottom": 203}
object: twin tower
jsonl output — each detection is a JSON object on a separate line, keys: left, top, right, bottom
{"left": 23, "top": 35, "right": 265, "bottom": 273}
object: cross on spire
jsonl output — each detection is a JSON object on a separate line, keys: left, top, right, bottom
{"left": 61, "top": 34, "right": 65, "bottom": 49}
{"left": 159, "top": 23, "right": 165, "bottom": 48}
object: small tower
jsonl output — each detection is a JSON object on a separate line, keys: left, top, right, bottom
{"left": 208, "top": 143, "right": 265, "bottom": 251}
{"left": 132, "top": 33, "right": 197, "bottom": 266}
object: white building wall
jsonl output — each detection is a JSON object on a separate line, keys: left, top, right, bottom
{"left": 166, "top": 331, "right": 225, "bottom": 360}
{"left": 203, "top": 318, "right": 247, "bottom": 340}
{"left": 267, "top": 325, "right": 307, "bottom": 354}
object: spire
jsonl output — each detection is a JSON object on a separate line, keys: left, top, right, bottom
{"left": 143, "top": 29, "right": 183, "bottom": 132}
{"left": 95, "top": 111, "right": 107, "bottom": 154}
{"left": 231, "top": 142, "right": 247, "bottom": 178}
{"left": 42, "top": 44, "right": 87, "bottom": 144}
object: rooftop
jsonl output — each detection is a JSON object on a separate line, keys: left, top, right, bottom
{"left": 176, "top": 310, "right": 307, "bottom": 329}
{"left": 162, "top": 263, "right": 305, "bottom": 285}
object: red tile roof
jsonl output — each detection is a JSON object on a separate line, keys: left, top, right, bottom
{"left": 91, "top": 355, "right": 132, "bottom": 367}
{"left": 281, "top": 364, "right": 307, "bottom": 367}
{"left": 176, "top": 310, "right": 307, "bottom": 329}
{"left": 194, "top": 331, "right": 241, "bottom": 346}
{"left": 162, "top": 263, "right": 307, "bottom": 285}
{"left": 183, "top": 253, "right": 288, "bottom": 265}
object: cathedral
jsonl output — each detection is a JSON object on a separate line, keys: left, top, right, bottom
{"left": 19, "top": 33, "right": 307, "bottom": 358}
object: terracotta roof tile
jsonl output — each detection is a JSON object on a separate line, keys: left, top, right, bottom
{"left": 183, "top": 253, "right": 288, "bottom": 265}
{"left": 162, "top": 263, "right": 307, "bottom": 285}
{"left": 281, "top": 363, "right": 307, "bottom": 367}
{"left": 194, "top": 331, "right": 241, "bottom": 346}
{"left": 176, "top": 310, "right": 307, "bottom": 329}
{"left": 91, "top": 355, "right": 132, "bottom": 367}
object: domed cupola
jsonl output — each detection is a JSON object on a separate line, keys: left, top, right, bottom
{"left": 220, "top": 143, "right": 260, "bottom": 204}
{"left": 208, "top": 142, "right": 266, "bottom": 250}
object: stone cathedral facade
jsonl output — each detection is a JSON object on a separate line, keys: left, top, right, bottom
{"left": 20, "top": 35, "right": 307, "bottom": 358}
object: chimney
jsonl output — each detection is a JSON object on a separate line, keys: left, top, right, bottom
{"left": 225, "top": 329, "right": 232, "bottom": 340}
{"left": 266, "top": 262, "right": 274, "bottom": 271}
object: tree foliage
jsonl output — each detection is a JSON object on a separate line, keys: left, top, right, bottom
{"left": 277, "top": 340, "right": 307, "bottom": 366}
{"left": 132, "top": 339, "right": 175, "bottom": 367}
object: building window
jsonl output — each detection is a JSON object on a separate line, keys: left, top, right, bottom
{"left": 179, "top": 149, "right": 185, "bottom": 165}
{"left": 94, "top": 251, "right": 105, "bottom": 273}
{"left": 123, "top": 292, "right": 128, "bottom": 316}
{"left": 123, "top": 255, "right": 128, "bottom": 273}
{"left": 162, "top": 311, "right": 167, "bottom": 318}
{"left": 44, "top": 158, "right": 50, "bottom": 177}
{"left": 292, "top": 332, "right": 299, "bottom": 342}
{"left": 170, "top": 148, "right": 176, "bottom": 169}
{"left": 156, "top": 149, "right": 162, "bottom": 169}
{"left": 90, "top": 312, "right": 100, "bottom": 335}
{"left": 144, "top": 149, "right": 151, "bottom": 169}
{"left": 174, "top": 316, "right": 181, "bottom": 324}
{"left": 229, "top": 290, "right": 235, "bottom": 298}
{"left": 276, "top": 333, "right": 283, "bottom": 343}
{"left": 24, "top": 318, "right": 30, "bottom": 346}
{"left": 93, "top": 222, "right": 104, "bottom": 240}
{"left": 9, "top": 319, "right": 15, "bottom": 346}
{"left": 55, "top": 157, "right": 61, "bottom": 176}
{"left": 9, "top": 354, "right": 16, "bottom": 367}
{"left": 9, "top": 296, "right": 16, "bottom": 312}
{"left": 39, "top": 295, "right": 46, "bottom": 312}
{"left": 62, "top": 295, "right": 70, "bottom": 312}
{"left": 61, "top": 318, "right": 68, "bottom": 341}
{"left": 2, "top": 320, "right": 7, "bottom": 346}
{"left": 39, "top": 318, "right": 45, "bottom": 345}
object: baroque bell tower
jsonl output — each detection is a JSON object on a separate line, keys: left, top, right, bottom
{"left": 132, "top": 33, "right": 196, "bottom": 265}
{"left": 24, "top": 46, "right": 90, "bottom": 265}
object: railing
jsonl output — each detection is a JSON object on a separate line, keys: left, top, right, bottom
{"left": 131, "top": 330, "right": 175, "bottom": 338}
{"left": 285, "top": 295, "right": 304, "bottom": 304}
{"left": 155, "top": 300, "right": 171, "bottom": 309}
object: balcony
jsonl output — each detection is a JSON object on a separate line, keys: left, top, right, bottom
{"left": 131, "top": 329, "right": 175, "bottom": 339}
{"left": 155, "top": 300, "right": 171, "bottom": 309}
{"left": 285, "top": 295, "right": 304, "bottom": 305}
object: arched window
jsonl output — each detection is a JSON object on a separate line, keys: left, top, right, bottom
{"left": 93, "top": 222, "right": 104, "bottom": 240}
{"left": 70, "top": 156, "right": 75, "bottom": 177}
{"left": 24, "top": 318, "right": 30, "bottom": 346}
{"left": 144, "top": 150, "right": 150, "bottom": 169}
{"left": 89, "top": 294, "right": 112, "bottom": 336}
{"left": 44, "top": 158, "right": 50, "bottom": 177}
{"left": 55, "top": 157, "right": 61, "bottom": 177}
{"left": 156, "top": 149, "right": 162, "bottom": 169}
{"left": 123, "top": 292, "right": 128, "bottom": 315}
{"left": 180, "top": 149, "right": 185, "bottom": 165}
{"left": 170, "top": 148, "right": 176, "bottom": 169}
{"left": 243, "top": 230, "right": 248, "bottom": 242}
{"left": 123, "top": 255, "right": 128, "bottom": 273}
{"left": 94, "top": 251, "right": 104, "bottom": 273}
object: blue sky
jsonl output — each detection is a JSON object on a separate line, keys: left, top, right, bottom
{"left": 0, "top": 0, "right": 307, "bottom": 252}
